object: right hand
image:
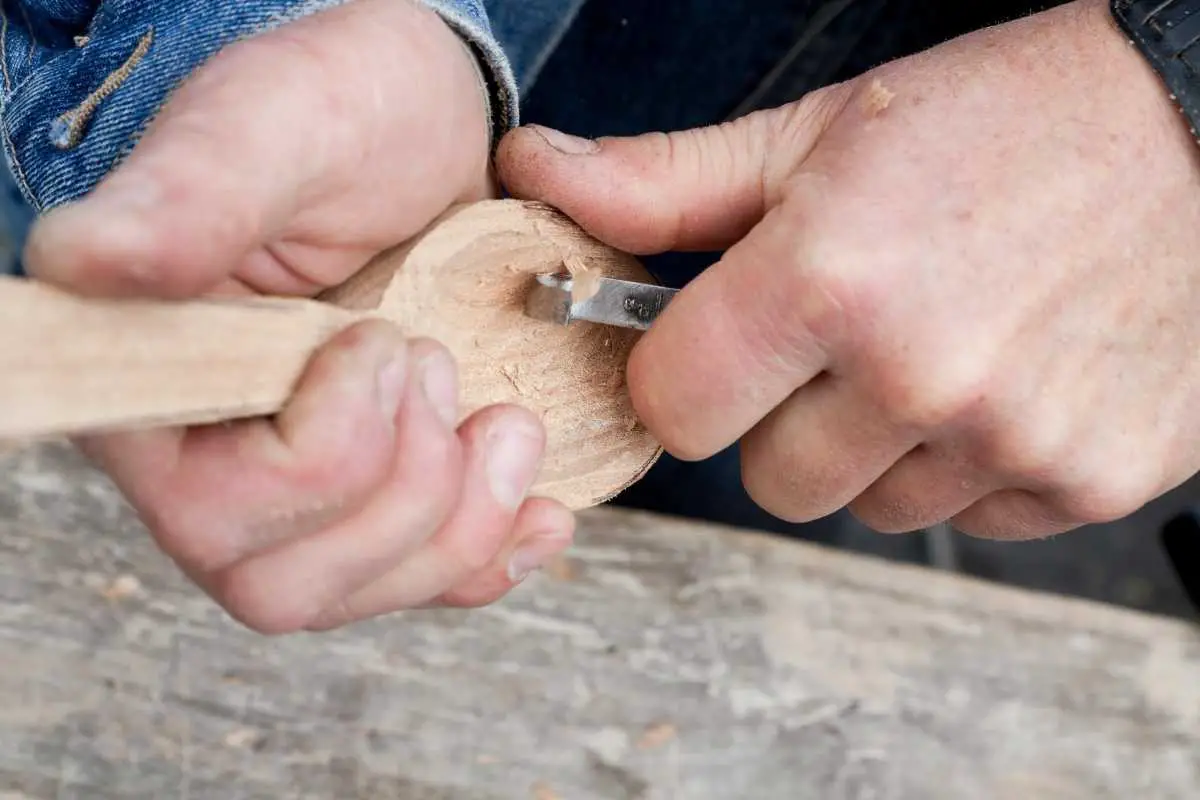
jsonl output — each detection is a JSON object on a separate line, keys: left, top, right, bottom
{"left": 22, "top": 0, "right": 573, "bottom": 634}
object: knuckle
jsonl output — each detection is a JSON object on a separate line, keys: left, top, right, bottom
{"left": 390, "top": 429, "right": 464, "bottom": 527}
{"left": 438, "top": 525, "right": 503, "bottom": 578}
{"left": 850, "top": 491, "right": 931, "bottom": 534}
{"left": 955, "top": 493, "right": 1075, "bottom": 541}
{"left": 781, "top": 256, "right": 860, "bottom": 350}
{"left": 740, "top": 438, "right": 813, "bottom": 523}
{"left": 968, "top": 410, "right": 1069, "bottom": 480}
{"left": 1055, "top": 471, "right": 1156, "bottom": 525}
{"left": 211, "top": 567, "right": 314, "bottom": 636}
{"left": 876, "top": 358, "right": 993, "bottom": 433}
{"left": 136, "top": 500, "right": 234, "bottom": 576}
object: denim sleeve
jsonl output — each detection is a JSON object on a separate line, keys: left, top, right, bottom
{"left": 0, "top": 1, "right": 520, "bottom": 214}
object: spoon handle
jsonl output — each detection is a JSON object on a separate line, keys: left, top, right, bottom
{"left": 0, "top": 276, "right": 361, "bottom": 440}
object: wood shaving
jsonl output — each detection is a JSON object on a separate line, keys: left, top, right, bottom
{"left": 101, "top": 574, "right": 140, "bottom": 601}
{"left": 564, "top": 251, "right": 602, "bottom": 304}
{"left": 476, "top": 754, "right": 500, "bottom": 765}
{"left": 637, "top": 721, "right": 677, "bottom": 749}
{"left": 862, "top": 78, "right": 895, "bottom": 117}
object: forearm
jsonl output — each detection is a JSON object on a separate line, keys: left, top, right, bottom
{"left": 0, "top": 0, "right": 518, "bottom": 213}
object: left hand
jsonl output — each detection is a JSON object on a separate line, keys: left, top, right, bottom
{"left": 23, "top": 0, "right": 571, "bottom": 634}
{"left": 497, "top": 0, "right": 1200, "bottom": 539}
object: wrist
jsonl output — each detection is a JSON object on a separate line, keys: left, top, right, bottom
{"left": 415, "top": 0, "right": 519, "bottom": 151}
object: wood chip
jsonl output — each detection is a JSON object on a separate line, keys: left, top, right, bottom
{"left": 564, "top": 252, "right": 602, "bottom": 304}
{"left": 862, "top": 78, "right": 895, "bottom": 117}
{"left": 531, "top": 781, "right": 562, "bottom": 800}
{"left": 543, "top": 555, "right": 578, "bottom": 582}
{"left": 637, "top": 721, "right": 677, "bottom": 749}
{"left": 101, "top": 574, "right": 140, "bottom": 601}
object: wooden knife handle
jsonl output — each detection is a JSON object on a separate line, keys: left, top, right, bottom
{"left": 0, "top": 277, "right": 362, "bottom": 440}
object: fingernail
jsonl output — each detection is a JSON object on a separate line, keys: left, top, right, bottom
{"left": 531, "top": 125, "right": 600, "bottom": 155}
{"left": 419, "top": 349, "right": 459, "bottom": 428}
{"left": 376, "top": 349, "right": 408, "bottom": 421}
{"left": 507, "top": 533, "right": 565, "bottom": 583}
{"left": 486, "top": 418, "right": 543, "bottom": 510}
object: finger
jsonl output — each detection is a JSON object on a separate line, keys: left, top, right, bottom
{"left": 950, "top": 489, "right": 1082, "bottom": 541}
{"left": 632, "top": 200, "right": 864, "bottom": 459}
{"left": 24, "top": 35, "right": 321, "bottom": 299}
{"left": 205, "top": 338, "right": 467, "bottom": 634}
{"left": 437, "top": 499, "right": 576, "bottom": 609}
{"left": 83, "top": 320, "right": 415, "bottom": 581}
{"left": 308, "top": 497, "right": 572, "bottom": 630}
{"left": 500, "top": 95, "right": 854, "bottom": 460}
{"left": 302, "top": 404, "right": 550, "bottom": 629}
{"left": 495, "top": 85, "right": 850, "bottom": 255}
{"left": 739, "top": 375, "right": 918, "bottom": 523}
{"left": 847, "top": 445, "right": 996, "bottom": 533}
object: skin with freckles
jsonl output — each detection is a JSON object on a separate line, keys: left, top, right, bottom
{"left": 497, "top": 0, "right": 1200, "bottom": 541}
{"left": 22, "top": 0, "right": 574, "bottom": 635}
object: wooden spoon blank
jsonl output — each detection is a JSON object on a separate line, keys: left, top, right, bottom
{"left": 0, "top": 200, "right": 663, "bottom": 509}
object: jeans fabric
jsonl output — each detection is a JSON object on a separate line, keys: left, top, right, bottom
{"left": 0, "top": 0, "right": 515, "bottom": 216}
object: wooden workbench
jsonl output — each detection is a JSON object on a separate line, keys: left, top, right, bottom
{"left": 0, "top": 442, "right": 1197, "bottom": 799}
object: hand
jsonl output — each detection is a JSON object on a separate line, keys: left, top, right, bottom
{"left": 23, "top": 0, "right": 573, "bottom": 633}
{"left": 496, "top": 0, "right": 1200, "bottom": 540}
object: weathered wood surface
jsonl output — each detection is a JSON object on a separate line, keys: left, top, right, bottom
{"left": 1, "top": 442, "right": 1198, "bottom": 799}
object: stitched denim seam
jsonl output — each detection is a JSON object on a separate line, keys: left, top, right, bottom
{"left": 3, "top": 122, "right": 37, "bottom": 211}
{"left": 103, "top": 0, "right": 359, "bottom": 191}
{"left": 0, "top": 5, "right": 11, "bottom": 94}
{"left": 52, "top": 27, "right": 154, "bottom": 150}
{"left": 418, "top": 0, "right": 520, "bottom": 141}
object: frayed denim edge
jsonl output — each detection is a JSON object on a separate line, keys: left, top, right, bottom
{"left": 416, "top": 0, "right": 520, "bottom": 148}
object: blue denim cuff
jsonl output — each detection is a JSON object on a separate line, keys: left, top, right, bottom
{"left": 418, "top": 0, "right": 520, "bottom": 143}
{"left": 0, "top": 0, "right": 518, "bottom": 214}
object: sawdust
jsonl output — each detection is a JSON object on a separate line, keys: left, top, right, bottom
{"left": 862, "top": 78, "right": 895, "bottom": 117}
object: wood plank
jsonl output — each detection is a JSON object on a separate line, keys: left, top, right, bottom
{"left": 1, "top": 441, "right": 1197, "bottom": 799}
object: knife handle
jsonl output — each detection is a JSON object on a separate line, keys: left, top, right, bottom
{"left": 0, "top": 276, "right": 362, "bottom": 440}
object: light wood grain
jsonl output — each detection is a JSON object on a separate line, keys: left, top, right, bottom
{"left": 0, "top": 200, "right": 663, "bottom": 509}
{"left": 1, "top": 441, "right": 1197, "bottom": 799}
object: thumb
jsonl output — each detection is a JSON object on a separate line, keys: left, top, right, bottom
{"left": 494, "top": 87, "right": 848, "bottom": 255}
{"left": 23, "top": 12, "right": 349, "bottom": 299}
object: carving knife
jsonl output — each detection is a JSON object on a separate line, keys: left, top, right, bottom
{"left": 524, "top": 272, "right": 678, "bottom": 331}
